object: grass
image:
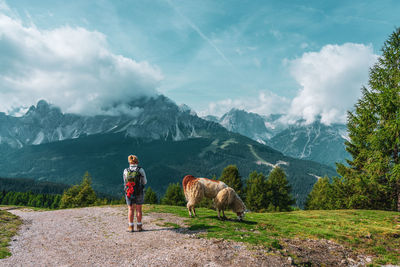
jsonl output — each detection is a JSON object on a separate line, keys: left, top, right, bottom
{"left": 0, "top": 210, "right": 22, "bottom": 259}
{"left": 144, "top": 205, "right": 400, "bottom": 265}
{"left": 0, "top": 205, "right": 52, "bottom": 211}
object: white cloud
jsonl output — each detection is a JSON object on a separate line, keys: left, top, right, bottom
{"left": 0, "top": 13, "right": 163, "bottom": 116}
{"left": 0, "top": 1, "right": 9, "bottom": 12}
{"left": 286, "top": 43, "right": 378, "bottom": 124}
{"left": 200, "top": 91, "right": 290, "bottom": 117}
{"left": 202, "top": 43, "right": 378, "bottom": 124}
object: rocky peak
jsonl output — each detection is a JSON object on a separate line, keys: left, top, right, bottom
{"left": 25, "top": 100, "right": 62, "bottom": 117}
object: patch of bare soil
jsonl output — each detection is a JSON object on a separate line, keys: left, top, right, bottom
{"left": 0, "top": 206, "right": 289, "bottom": 266}
{"left": 281, "top": 238, "right": 373, "bottom": 266}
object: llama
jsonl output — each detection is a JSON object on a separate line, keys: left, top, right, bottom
{"left": 214, "top": 187, "right": 246, "bottom": 220}
{"left": 182, "top": 175, "right": 227, "bottom": 217}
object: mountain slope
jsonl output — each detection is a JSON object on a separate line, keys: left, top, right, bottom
{"left": 0, "top": 132, "right": 336, "bottom": 207}
{"left": 0, "top": 96, "right": 338, "bottom": 207}
{"left": 0, "top": 96, "right": 225, "bottom": 148}
{"left": 210, "top": 109, "right": 349, "bottom": 167}
{"left": 269, "top": 121, "right": 349, "bottom": 167}
{"left": 219, "top": 109, "right": 272, "bottom": 142}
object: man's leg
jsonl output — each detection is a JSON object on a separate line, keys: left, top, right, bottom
{"left": 128, "top": 204, "right": 135, "bottom": 232}
{"left": 136, "top": 204, "right": 143, "bottom": 231}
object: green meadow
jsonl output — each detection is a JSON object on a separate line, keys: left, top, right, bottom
{"left": 145, "top": 205, "right": 400, "bottom": 265}
{"left": 0, "top": 210, "right": 22, "bottom": 259}
{"left": 1, "top": 205, "right": 399, "bottom": 265}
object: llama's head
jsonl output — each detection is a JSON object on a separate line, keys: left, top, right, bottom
{"left": 236, "top": 211, "right": 245, "bottom": 221}
{"left": 232, "top": 193, "right": 246, "bottom": 221}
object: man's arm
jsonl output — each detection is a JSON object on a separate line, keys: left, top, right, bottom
{"left": 140, "top": 168, "right": 147, "bottom": 185}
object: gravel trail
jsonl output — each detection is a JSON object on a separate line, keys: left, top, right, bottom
{"left": 1, "top": 206, "right": 288, "bottom": 266}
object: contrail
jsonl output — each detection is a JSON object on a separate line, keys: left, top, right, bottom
{"left": 165, "top": 0, "right": 233, "bottom": 67}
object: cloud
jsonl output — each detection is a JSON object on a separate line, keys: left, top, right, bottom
{"left": 286, "top": 43, "right": 378, "bottom": 124}
{"left": 0, "top": 0, "right": 10, "bottom": 12}
{"left": 0, "top": 12, "right": 163, "bottom": 116}
{"left": 202, "top": 43, "right": 378, "bottom": 124}
{"left": 200, "top": 91, "right": 290, "bottom": 117}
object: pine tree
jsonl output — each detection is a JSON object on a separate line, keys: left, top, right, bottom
{"left": 245, "top": 171, "right": 269, "bottom": 212}
{"left": 266, "top": 167, "right": 295, "bottom": 211}
{"left": 219, "top": 165, "right": 243, "bottom": 197}
{"left": 337, "top": 28, "right": 400, "bottom": 211}
{"left": 60, "top": 172, "right": 97, "bottom": 208}
{"left": 144, "top": 187, "right": 158, "bottom": 204}
{"left": 75, "top": 172, "right": 97, "bottom": 206}
{"left": 161, "top": 183, "right": 186, "bottom": 206}
{"left": 305, "top": 177, "right": 332, "bottom": 210}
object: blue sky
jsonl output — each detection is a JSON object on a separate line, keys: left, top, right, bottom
{"left": 0, "top": 0, "right": 399, "bottom": 123}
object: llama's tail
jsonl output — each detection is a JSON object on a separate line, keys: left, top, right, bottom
{"left": 182, "top": 175, "right": 196, "bottom": 193}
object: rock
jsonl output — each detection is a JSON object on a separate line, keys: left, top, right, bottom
{"left": 347, "top": 258, "right": 356, "bottom": 264}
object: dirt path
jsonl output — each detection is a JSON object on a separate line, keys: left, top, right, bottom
{"left": 1, "top": 206, "right": 288, "bottom": 266}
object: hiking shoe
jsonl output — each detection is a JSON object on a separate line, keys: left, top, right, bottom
{"left": 128, "top": 225, "right": 134, "bottom": 232}
{"left": 137, "top": 224, "right": 143, "bottom": 232}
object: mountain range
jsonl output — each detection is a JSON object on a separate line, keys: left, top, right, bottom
{"left": 0, "top": 96, "right": 337, "bottom": 207}
{"left": 205, "top": 109, "right": 349, "bottom": 168}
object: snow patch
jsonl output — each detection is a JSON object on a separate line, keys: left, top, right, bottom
{"left": 56, "top": 127, "right": 64, "bottom": 141}
{"left": 264, "top": 121, "right": 275, "bottom": 129}
{"left": 173, "top": 122, "right": 184, "bottom": 141}
{"left": 107, "top": 125, "right": 119, "bottom": 133}
{"left": 32, "top": 131, "right": 45, "bottom": 145}
{"left": 339, "top": 129, "right": 350, "bottom": 141}
{"left": 308, "top": 173, "right": 322, "bottom": 180}
{"left": 189, "top": 126, "right": 200, "bottom": 138}
{"left": 256, "top": 138, "right": 266, "bottom": 145}
{"left": 116, "top": 120, "right": 137, "bottom": 133}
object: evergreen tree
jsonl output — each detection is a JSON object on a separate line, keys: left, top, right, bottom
{"left": 60, "top": 172, "right": 97, "bottom": 208}
{"left": 51, "top": 195, "right": 62, "bottom": 209}
{"left": 337, "top": 28, "right": 400, "bottom": 211}
{"left": 161, "top": 183, "right": 186, "bottom": 206}
{"left": 75, "top": 172, "right": 97, "bottom": 206}
{"left": 266, "top": 167, "right": 295, "bottom": 211}
{"left": 245, "top": 171, "right": 269, "bottom": 212}
{"left": 329, "top": 177, "right": 349, "bottom": 209}
{"left": 305, "top": 177, "right": 332, "bottom": 210}
{"left": 219, "top": 165, "right": 243, "bottom": 197}
{"left": 144, "top": 187, "right": 158, "bottom": 204}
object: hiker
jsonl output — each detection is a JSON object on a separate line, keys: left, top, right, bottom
{"left": 123, "top": 155, "right": 147, "bottom": 232}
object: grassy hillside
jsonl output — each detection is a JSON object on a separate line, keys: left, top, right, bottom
{"left": 0, "top": 133, "right": 336, "bottom": 207}
{"left": 145, "top": 205, "right": 400, "bottom": 265}
{"left": 0, "top": 210, "right": 21, "bottom": 259}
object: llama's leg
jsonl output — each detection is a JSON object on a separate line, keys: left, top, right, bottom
{"left": 217, "top": 209, "right": 222, "bottom": 220}
{"left": 187, "top": 203, "right": 192, "bottom": 217}
{"left": 222, "top": 210, "right": 227, "bottom": 219}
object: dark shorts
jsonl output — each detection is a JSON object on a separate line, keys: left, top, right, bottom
{"left": 125, "top": 193, "right": 144, "bottom": 205}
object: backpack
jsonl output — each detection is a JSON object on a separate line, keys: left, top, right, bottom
{"left": 126, "top": 167, "right": 144, "bottom": 196}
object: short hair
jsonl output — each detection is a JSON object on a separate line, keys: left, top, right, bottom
{"left": 128, "top": 155, "right": 138, "bottom": 164}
